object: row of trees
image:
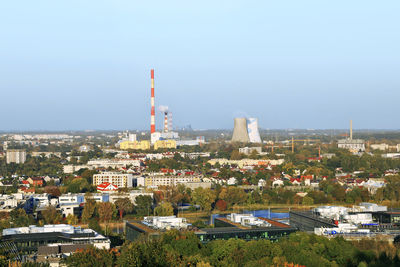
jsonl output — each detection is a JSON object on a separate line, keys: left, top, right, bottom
{"left": 63, "top": 231, "right": 400, "bottom": 267}
{"left": 155, "top": 183, "right": 380, "bottom": 213}
{"left": 80, "top": 195, "right": 153, "bottom": 223}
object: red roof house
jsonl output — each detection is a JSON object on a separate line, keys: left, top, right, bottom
{"left": 97, "top": 182, "right": 118, "bottom": 192}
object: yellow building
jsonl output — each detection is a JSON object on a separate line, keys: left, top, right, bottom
{"left": 154, "top": 140, "right": 176, "bottom": 150}
{"left": 120, "top": 140, "right": 150, "bottom": 150}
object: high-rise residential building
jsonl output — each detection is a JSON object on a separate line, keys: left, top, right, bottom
{"left": 6, "top": 149, "right": 26, "bottom": 164}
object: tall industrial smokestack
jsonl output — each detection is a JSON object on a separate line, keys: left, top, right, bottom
{"left": 164, "top": 112, "right": 169, "bottom": 133}
{"left": 151, "top": 69, "right": 155, "bottom": 134}
{"left": 168, "top": 112, "right": 173, "bottom": 132}
{"left": 350, "top": 119, "right": 353, "bottom": 140}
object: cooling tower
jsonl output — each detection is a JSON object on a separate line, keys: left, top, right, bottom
{"left": 248, "top": 118, "right": 262, "bottom": 143}
{"left": 231, "top": 118, "right": 250, "bottom": 143}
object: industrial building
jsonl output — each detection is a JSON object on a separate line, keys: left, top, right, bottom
{"left": 337, "top": 120, "right": 365, "bottom": 152}
{"left": 119, "top": 140, "right": 151, "bottom": 150}
{"left": 149, "top": 69, "right": 179, "bottom": 145}
{"left": 150, "top": 131, "right": 179, "bottom": 145}
{"left": 125, "top": 213, "right": 296, "bottom": 243}
{"left": 290, "top": 203, "right": 400, "bottom": 236}
{"left": 154, "top": 140, "right": 177, "bottom": 150}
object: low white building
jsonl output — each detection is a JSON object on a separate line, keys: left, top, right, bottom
{"left": 143, "top": 216, "right": 188, "bottom": 230}
{"left": 227, "top": 177, "right": 237, "bottom": 185}
{"left": 63, "top": 165, "right": 92, "bottom": 174}
{"left": 228, "top": 213, "right": 271, "bottom": 227}
{"left": 87, "top": 159, "right": 141, "bottom": 169}
{"left": 239, "top": 147, "right": 262, "bottom": 155}
{"left": 258, "top": 179, "right": 266, "bottom": 187}
{"left": 370, "top": 143, "right": 389, "bottom": 151}
{"left": 60, "top": 203, "right": 80, "bottom": 218}
{"left": 338, "top": 139, "right": 365, "bottom": 152}
{"left": 178, "top": 181, "right": 212, "bottom": 190}
{"left": 2, "top": 224, "right": 110, "bottom": 250}
{"left": 59, "top": 193, "right": 85, "bottom": 205}
{"left": 272, "top": 179, "right": 284, "bottom": 187}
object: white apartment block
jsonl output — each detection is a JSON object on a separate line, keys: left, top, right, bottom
{"left": 93, "top": 172, "right": 134, "bottom": 188}
{"left": 63, "top": 165, "right": 93, "bottom": 174}
{"left": 87, "top": 159, "right": 141, "bottom": 169}
{"left": 6, "top": 149, "right": 26, "bottom": 164}
{"left": 140, "top": 175, "right": 201, "bottom": 187}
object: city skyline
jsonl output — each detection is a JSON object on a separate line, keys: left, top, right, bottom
{"left": 1, "top": 1, "right": 399, "bottom": 130}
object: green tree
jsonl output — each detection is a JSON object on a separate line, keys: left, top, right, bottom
{"left": 115, "top": 198, "right": 134, "bottom": 219}
{"left": 117, "top": 239, "right": 168, "bottom": 267}
{"left": 66, "top": 214, "right": 78, "bottom": 225}
{"left": 41, "top": 205, "right": 62, "bottom": 224}
{"left": 219, "top": 187, "right": 247, "bottom": 207}
{"left": 302, "top": 196, "right": 314, "bottom": 206}
{"left": 230, "top": 150, "right": 242, "bottom": 160}
{"left": 9, "top": 208, "right": 32, "bottom": 227}
{"left": 62, "top": 247, "right": 116, "bottom": 267}
{"left": 82, "top": 198, "right": 96, "bottom": 223}
{"left": 97, "top": 202, "right": 114, "bottom": 223}
{"left": 88, "top": 219, "right": 103, "bottom": 234}
{"left": 192, "top": 187, "right": 216, "bottom": 212}
{"left": 135, "top": 195, "right": 153, "bottom": 216}
{"left": 154, "top": 202, "right": 174, "bottom": 216}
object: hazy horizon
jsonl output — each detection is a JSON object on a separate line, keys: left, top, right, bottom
{"left": 1, "top": 1, "right": 399, "bottom": 130}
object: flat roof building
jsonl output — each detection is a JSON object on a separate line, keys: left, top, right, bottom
{"left": 93, "top": 172, "right": 134, "bottom": 188}
{"left": 125, "top": 214, "right": 296, "bottom": 243}
{"left": 2, "top": 224, "right": 110, "bottom": 255}
{"left": 138, "top": 175, "right": 201, "bottom": 188}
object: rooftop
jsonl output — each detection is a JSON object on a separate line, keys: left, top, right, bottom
{"left": 2, "top": 224, "right": 94, "bottom": 236}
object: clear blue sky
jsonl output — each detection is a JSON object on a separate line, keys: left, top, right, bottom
{"left": 1, "top": 1, "right": 399, "bottom": 131}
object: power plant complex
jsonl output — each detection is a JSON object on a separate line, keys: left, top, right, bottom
{"left": 231, "top": 117, "right": 262, "bottom": 143}
{"left": 118, "top": 69, "right": 203, "bottom": 150}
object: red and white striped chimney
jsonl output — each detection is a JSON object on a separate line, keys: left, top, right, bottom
{"left": 168, "top": 112, "right": 173, "bottom": 132}
{"left": 150, "top": 69, "right": 155, "bottom": 134}
{"left": 164, "top": 112, "right": 169, "bottom": 133}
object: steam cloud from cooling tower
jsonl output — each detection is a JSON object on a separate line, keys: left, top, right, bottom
{"left": 248, "top": 118, "right": 262, "bottom": 143}
{"left": 231, "top": 117, "right": 262, "bottom": 143}
{"left": 158, "top": 105, "right": 169, "bottom": 113}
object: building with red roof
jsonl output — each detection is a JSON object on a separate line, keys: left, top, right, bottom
{"left": 97, "top": 182, "right": 118, "bottom": 192}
